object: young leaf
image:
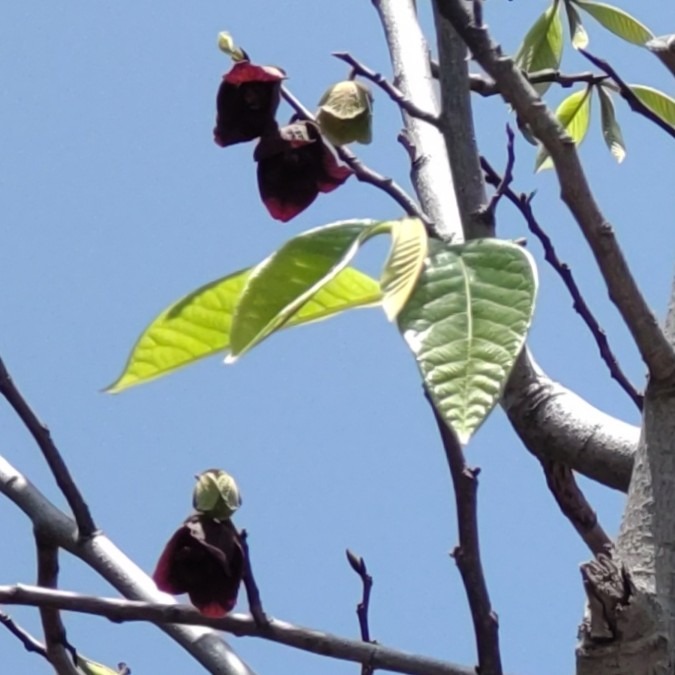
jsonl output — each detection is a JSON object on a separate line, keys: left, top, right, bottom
{"left": 536, "top": 86, "right": 593, "bottom": 171}
{"left": 398, "top": 239, "right": 538, "bottom": 445}
{"left": 380, "top": 217, "right": 428, "bottom": 321}
{"left": 229, "top": 220, "right": 376, "bottom": 360}
{"left": 629, "top": 85, "right": 675, "bottom": 128}
{"left": 515, "top": 2, "right": 564, "bottom": 95}
{"left": 76, "top": 656, "right": 121, "bottom": 675}
{"left": 572, "top": 1, "right": 654, "bottom": 45}
{"left": 565, "top": 0, "right": 589, "bottom": 49}
{"left": 597, "top": 85, "right": 626, "bottom": 162}
{"left": 106, "top": 265, "right": 380, "bottom": 393}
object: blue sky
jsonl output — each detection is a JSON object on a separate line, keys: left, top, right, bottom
{"left": 1, "top": 1, "right": 673, "bottom": 673}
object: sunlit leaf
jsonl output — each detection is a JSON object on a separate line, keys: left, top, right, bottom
{"left": 597, "top": 85, "right": 626, "bottom": 162}
{"left": 572, "top": 0, "right": 653, "bottom": 45}
{"left": 565, "top": 0, "right": 589, "bottom": 49}
{"left": 380, "top": 218, "right": 428, "bottom": 321}
{"left": 629, "top": 84, "right": 675, "bottom": 128}
{"left": 398, "top": 239, "right": 537, "bottom": 444}
{"left": 76, "top": 656, "right": 120, "bottom": 675}
{"left": 229, "top": 220, "right": 376, "bottom": 360}
{"left": 536, "top": 86, "right": 593, "bottom": 171}
{"left": 515, "top": 2, "right": 564, "bottom": 95}
{"left": 106, "top": 265, "right": 380, "bottom": 392}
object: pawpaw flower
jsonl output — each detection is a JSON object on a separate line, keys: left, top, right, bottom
{"left": 254, "top": 121, "right": 352, "bottom": 222}
{"left": 153, "top": 514, "right": 244, "bottom": 617}
{"left": 213, "top": 61, "right": 285, "bottom": 147}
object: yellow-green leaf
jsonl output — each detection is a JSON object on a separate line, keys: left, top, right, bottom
{"left": 629, "top": 84, "right": 675, "bottom": 128}
{"left": 76, "top": 656, "right": 120, "bottom": 675}
{"left": 536, "top": 86, "right": 593, "bottom": 171}
{"left": 515, "top": 2, "right": 564, "bottom": 95}
{"left": 106, "top": 264, "right": 380, "bottom": 393}
{"left": 572, "top": 1, "right": 653, "bottom": 45}
{"left": 597, "top": 85, "right": 626, "bottom": 162}
{"left": 380, "top": 218, "right": 428, "bottom": 321}
{"left": 565, "top": 1, "right": 589, "bottom": 49}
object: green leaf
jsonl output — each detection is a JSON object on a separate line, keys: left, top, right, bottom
{"left": 629, "top": 84, "right": 675, "bottom": 128}
{"left": 536, "top": 86, "right": 593, "bottom": 171}
{"left": 106, "top": 264, "right": 380, "bottom": 392}
{"left": 398, "top": 239, "right": 537, "bottom": 444}
{"left": 597, "top": 85, "right": 626, "bottom": 162}
{"left": 229, "top": 220, "right": 376, "bottom": 360}
{"left": 565, "top": 0, "right": 589, "bottom": 49}
{"left": 380, "top": 217, "right": 428, "bottom": 321}
{"left": 76, "top": 656, "right": 120, "bottom": 675}
{"left": 515, "top": 2, "right": 564, "bottom": 95}
{"left": 572, "top": 1, "right": 653, "bottom": 45}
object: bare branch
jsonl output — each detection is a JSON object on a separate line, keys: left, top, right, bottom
{"left": 434, "top": 0, "right": 675, "bottom": 380}
{"left": 0, "top": 356, "right": 97, "bottom": 538}
{"left": 481, "top": 157, "right": 644, "bottom": 409}
{"left": 372, "top": 0, "right": 464, "bottom": 242}
{"left": 579, "top": 50, "right": 675, "bottom": 140}
{"left": 346, "top": 549, "right": 375, "bottom": 675}
{"left": 0, "top": 454, "right": 255, "bottom": 675}
{"left": 0, "top": 585, "right": 479, "bottom": 675}
{"left": 430, "top": 402, "right": 502, "bottom": 675}
{"left": 0, "top": 610, "right": 49, "bottom": 661}
{"left": 279, "top": 85, "right": 431, "bottom": 228}
{"left": 539, "top": 459, "right": 613, "bottom": 557}
{"left": 239, "top": 530, "right": 268, "bottom": 628}
{"left": 332, "top": 52, "right": 440, "bottom": 126}
{"left": 646, "top": 34, "right": 675, "bottom": 78}
{"left": 485, "top": 126, "right": 515, "bottom": 216}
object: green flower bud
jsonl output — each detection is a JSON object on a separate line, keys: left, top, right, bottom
{"left": 193, "top": 469, "right": 242, "bottom": 520}
{"left": 316, "top": 80, "right": 373, "bottom": 146}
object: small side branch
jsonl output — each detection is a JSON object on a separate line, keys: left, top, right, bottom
{"left": 646, "top": 34, "right": 675, "bottom": 78}
{"left": 0, "top": 609, "right": 49, "bottom": 661}
{"left": 486, "top": 126, "right": 515, "bottom": 215}
{"left": 0, "top": 357, "right": 96, "bottom": 538}
{"left": 480, "top": 157, "right": 644, "bottom": 410}
{"left": 239, "top": 530, "right": 268, "bottom": 628}
{"left": 429, "top": 402, "right": 502, "bottom": 675}
{"left": 280, "top": 86, "right": 431, "bottom": 227}
{"left": 346, "top": 549, "right": 375, "bottom": 675}
{"left": 0, "top": 585, "right": 479, "bottom": 675}
{"left": 332, "top": 52, "right": 441, "bottom": 126}
{"left": 539, "top": 459, "right": 613, "bottom": 557}
{"left": 579, "top": 50, "right": 675, "bottom": 140}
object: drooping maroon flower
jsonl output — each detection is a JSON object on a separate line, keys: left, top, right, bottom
{"left": 153, "top": 514, "right": 244, "bottom": 617}
{"left": 254, "top": 121, "right": 352, "bottom": 222}
{"left": 213, "top": 61, "right": 285, "bottom": 147}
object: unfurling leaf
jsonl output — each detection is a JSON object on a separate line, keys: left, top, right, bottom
{"left": 216, "top": 31, "right": 246, "bottom": 62}
{"left": 629, "top": 85, "right": 675, "bottom": 128}
{"left": 597, "top": 85, "right": 626, "bottom": 162}
{"left": 536, "top": 86, "right": 593, "bottom": 171}
{"left": 106, "top": 265, "right": 380, "bottom": 393}
{"left": 75, "top": 656, "right": 121, "bottom": 675}
{"left": 515, "top": 2, "right": 564, "bottom": 95}
{"left": 398, "top": 239, "right": 537, "bottom": 445}
{"left": 317, "top": 80, "right": 373, "bottom": 146}
{"left": 254, "top": 121, "right": 352, "bottom": 221}
{"left": 572, "top": 0, "right": 654, "bottom": 45}
{"left": 564, "top": 1, "right": 589, "bottom": 49}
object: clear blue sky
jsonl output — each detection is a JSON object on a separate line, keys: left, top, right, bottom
{"left": 1, "top": 1, "right": 673, "bottom": 673}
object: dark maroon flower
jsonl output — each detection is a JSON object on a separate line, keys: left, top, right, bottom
{"left": 254, "top": 121, "right": 352, "bottom": 222}
{"left": 213, "top": 61, "right": 285, "bottom": 148}
{"left": 153, "top": 514, "right": 244, "bottom": 617}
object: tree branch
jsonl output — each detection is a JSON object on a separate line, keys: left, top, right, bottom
{"left": 434, "top": 0, "right": 675, "bottom": 380}
{"left": 372, "top": 0, "right": 464, "bottom": 242}
{"left": 646, "top": 34, "right": 675, "bottom": 78}
{"left": 579, "top": 50, "right": 675, "bottom": 141}
{"left": 0, "top": 585, "right": 480, "bottom": 675}
{"left": 346, "top": 549, "right": 375, "bottom": 675}
{"left": 430, "top": 402, "right": 503, "bottom": 675}
{"left": 0, "top": 454, "right": 255, "bottom": 675}
{"left": 0, "top": 356, "right": 97, "bottom": 538}
{"left": 0, "top": 609, "right": 49, "bottom": 661}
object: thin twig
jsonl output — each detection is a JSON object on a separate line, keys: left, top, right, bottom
{"left": 646, "top": 34, "right": 675, "bottom": 78}
{"left": 332, "top": 52, "right": 441, "bottom": 126}
{"left": 346, "top": 550, "right": 375, "bottom": 675}
{"left": 0, "top": 609, "right": 49, "bottom": 661}
{"left": 486, "top": 126, "right": 515, "bottom": 215}
{"left": 579, "top": 49, "right": 675, "bottom": 140}
{"left": 239, "top": 530, "right": 268, "bottom": 628}
{"left": 0, "top": 585, "right": 479, "bottom": 675}
{"left": 428, "top": 398, "right": 503, "bottom": 675}
{"left": 480, "top": 156, "right": 644, "bottom": 410}
{"left": 35, "top": 535, "right": 80, "bottom": 675}
{"left": 280, "top": 85, "right": 432, "bottom": 228}
{"left": 539, "top": 459, "right": 613, "bottom": 557}
{"left": 0, "top": 357, "right": 97, "bottom": 538}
